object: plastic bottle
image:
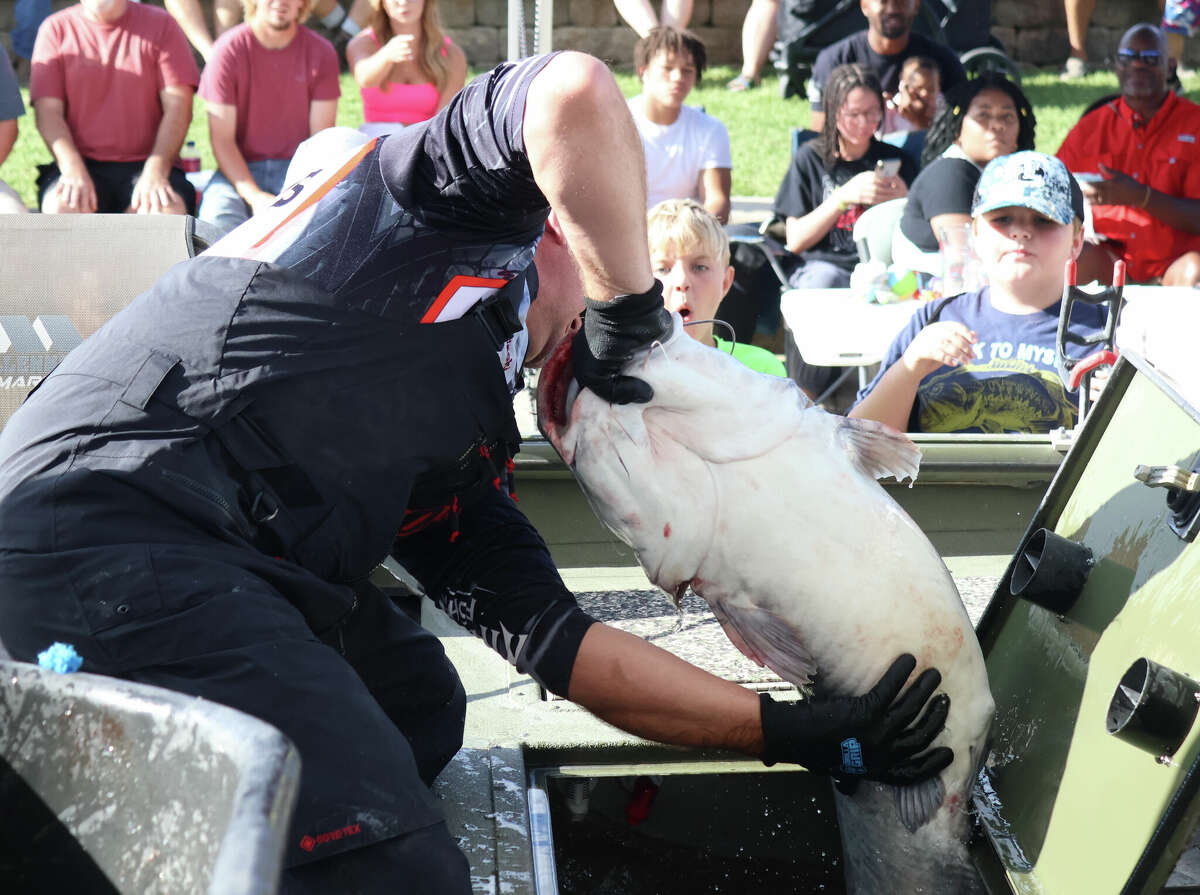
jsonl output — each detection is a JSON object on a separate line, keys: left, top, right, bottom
{"left": 178, "top": 140, "right": 201, "bottom": 174}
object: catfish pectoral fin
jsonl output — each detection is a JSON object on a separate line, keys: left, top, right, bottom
{"left": 835, "top": 417, "right": 921, "bottom": 484}
{"left": 709, "top": 596, "right": 817, "bottom": 689}
{"left": 894, "top": 773, "right": 946, "bottom": 833}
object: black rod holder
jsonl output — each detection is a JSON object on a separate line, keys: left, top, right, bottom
{"left": 1107, "top": 658, "right": 1200, "bottom": 758}
{"left": 1009, "top": 528, "right": 1093, "bottom": 613}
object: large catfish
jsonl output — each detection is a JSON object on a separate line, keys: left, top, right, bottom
{"left": 537, "top": 316, "right": 994, "bottom": 894}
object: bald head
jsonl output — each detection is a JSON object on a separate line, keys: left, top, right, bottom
{"left": 1119, "top": 23, "right": 1168, "bottom": 55}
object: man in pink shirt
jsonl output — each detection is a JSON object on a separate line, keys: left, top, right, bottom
{"left": 199, "top": 0, "right": 340, "bottom": 234}
{"left": 30, "top": 0, "right": 200, "bottom": 214}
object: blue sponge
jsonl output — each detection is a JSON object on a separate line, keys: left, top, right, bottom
{"left": 37, "top": 642, "right": 83, "bottom": 674}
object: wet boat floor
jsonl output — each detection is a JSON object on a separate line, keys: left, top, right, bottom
{"left": 547, "top": 771, "right": 844, "bottom": 895}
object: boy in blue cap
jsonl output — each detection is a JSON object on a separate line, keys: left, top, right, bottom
{"left": 850, "top": 150, "right": 1108, "bottom": 434}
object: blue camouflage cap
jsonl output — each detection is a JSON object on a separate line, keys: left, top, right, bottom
{"left": 971, "top": 151, "right": 1085, "bottom": 226}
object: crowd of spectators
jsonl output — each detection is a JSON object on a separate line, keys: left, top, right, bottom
{"left": 0, "top": 0, "right": 1194, "bottom": 436}
{"left": 0, "top": 0, "right": 458, "bottom": 227}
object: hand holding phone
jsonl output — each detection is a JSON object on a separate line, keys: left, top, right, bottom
{"left": 875, "top": 159, "right": 902, "bottom": 179}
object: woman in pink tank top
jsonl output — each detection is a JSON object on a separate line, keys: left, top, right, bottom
{"left": 346, "top": 0, "right": 467, "bottom": 136}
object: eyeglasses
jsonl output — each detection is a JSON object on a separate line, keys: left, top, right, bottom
{"left": 1116, "top": 48, "right": 1163, "bottom": 66}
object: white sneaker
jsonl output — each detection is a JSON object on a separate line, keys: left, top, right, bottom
{"left": 1061, "top": 57, "right": 1088, "bottom": 80}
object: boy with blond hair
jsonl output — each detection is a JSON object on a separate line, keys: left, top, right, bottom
{"left": 851, "top": 151, "right": 1107, "bottom": 433}
{"left": 648, "top": 198, "right": 785, "bottom": 376}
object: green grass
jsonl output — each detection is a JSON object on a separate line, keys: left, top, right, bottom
{"left": 4, "top": 64, "right": 1196, "bottom": 211}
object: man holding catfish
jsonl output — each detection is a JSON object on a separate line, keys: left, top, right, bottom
{"left": 0, "top": 52, "right": 951, "bottom": 890}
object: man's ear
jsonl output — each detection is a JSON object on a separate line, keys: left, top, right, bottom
{"left": 544, "top": 210, "right": 568, "bottom": 245}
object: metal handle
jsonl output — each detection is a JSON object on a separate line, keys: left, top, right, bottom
{"left": 1134, "top": 465, "right": 1200, "bottom": 493}
{"left": 1135, "top": 464, "right": 1200, "bottom": 541}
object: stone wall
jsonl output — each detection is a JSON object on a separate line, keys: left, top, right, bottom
{"left": 992, "top": 0, "right": 1187, "bottom": 69}
{"left": 0, "top": 0, "right": 1190, "bottom": 68}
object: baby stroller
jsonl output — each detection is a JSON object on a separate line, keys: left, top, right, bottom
{"left": 775, "top": 0, "right": 1019, "bottom": 99}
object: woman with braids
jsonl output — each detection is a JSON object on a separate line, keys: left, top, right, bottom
{"left": 346, "top": 0, "right": 467, "bottom": 137}
{"left": 894, "top": 73, "right": 1036, "bottom": 272}
{"left": 773, "top": 63, "right": 916, "bottom": 396}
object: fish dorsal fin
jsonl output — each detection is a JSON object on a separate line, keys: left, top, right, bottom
{"left": 835, "top": 418, "right": 921, "bottom": 484}
{"left": 894, "top": 774, "right": 946, "bottom": 833}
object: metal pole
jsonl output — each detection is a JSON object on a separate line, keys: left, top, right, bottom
{"left": 507, "top": 0, "right": 525, "bottom": 61}
{"left": 508, "top": 0, "right": 552, "bottom": 59}
{"left": 534, "top": 0, "right": 553, "bottom": 53}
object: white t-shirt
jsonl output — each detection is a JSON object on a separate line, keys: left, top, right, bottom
{"left": 628, "top": 98, "right": 732, "bottom": 209}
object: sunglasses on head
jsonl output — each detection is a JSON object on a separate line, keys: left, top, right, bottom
{"left": 1116, "top": 48, "right": 1163, "bottom": 65}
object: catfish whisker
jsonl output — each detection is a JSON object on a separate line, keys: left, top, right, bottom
{"left": 683, "top": 318, "right": 737, "bottom": 350}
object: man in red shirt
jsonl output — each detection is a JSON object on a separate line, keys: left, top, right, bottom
{"left": 199, "top": 0, "right": 340, "bottom": 234}
{"left": 1058, "top": 23, "right": 1200, "bottom": 285}
{"left": 30, "top": 0, "right": 199, "bottom": 215}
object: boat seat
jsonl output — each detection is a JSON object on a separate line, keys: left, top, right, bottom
{"left": 0, "top": 214, "right": 216, "bottom": 431}
{"left": 0, "top": 658, "right": 300, "bottom": 894}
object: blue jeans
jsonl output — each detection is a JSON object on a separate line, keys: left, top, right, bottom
{"left": 787, "top": 257, "right": 851, "bottom": 290}
{"left": 198, "top": 158, "right": 291, "bottom": 236}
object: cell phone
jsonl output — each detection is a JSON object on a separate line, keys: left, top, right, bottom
{"left": 875, "top": 159, "right": 902, "bottom": 178}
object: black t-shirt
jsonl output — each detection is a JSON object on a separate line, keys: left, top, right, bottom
{"left": 773, "top": 139, "right": 917, "bottom": 269}
{"left": 808, "top": 31, "right": 966, "bottom": 110}
{"left": 899, "top": 156, "right": 981, "bottom": 252}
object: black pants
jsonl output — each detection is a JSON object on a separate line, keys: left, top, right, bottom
{"left": 36, "top": 159, "right": 197, "bottom": 215}
{"left": 0, "top": 466, "right": 469, "bottom": 882}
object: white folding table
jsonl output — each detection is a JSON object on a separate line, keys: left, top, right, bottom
{"left": 779, "top": 288, "right": 926, "bottom": 393}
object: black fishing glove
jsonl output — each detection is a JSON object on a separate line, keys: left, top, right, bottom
{"left": 759, "top": 654, "right": 953, "bottom": 787}
{"left": 572, "top": 281, "right": 672, "bottom": 405}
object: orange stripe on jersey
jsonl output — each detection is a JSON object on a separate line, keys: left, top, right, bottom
{"left": 251, "top": 138, "right": 379, "bottom": 250}
{"left": 421, "top": 275, "right": 509, "bottom": 324}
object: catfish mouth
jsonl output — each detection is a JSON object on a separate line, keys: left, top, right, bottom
{"left": 535, "top": 334, "right": 578, "bottom": 458}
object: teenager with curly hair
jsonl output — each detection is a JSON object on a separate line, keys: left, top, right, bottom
{"left": 893, "top": 73, "right": 1036, "bottom": 272}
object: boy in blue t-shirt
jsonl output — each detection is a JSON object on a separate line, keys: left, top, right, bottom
{"left": 648, "top": 198, "right": 786, "bottom": 376}
{"left": 850, "top": 151, "right": 1106, "bottom": 434}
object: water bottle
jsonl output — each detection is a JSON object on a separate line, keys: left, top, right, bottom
{"left": 178, "top": 140, "right": 201, "bottom": 173}
{"left": 938, "top": 223, "right": 985, "bottom": 296}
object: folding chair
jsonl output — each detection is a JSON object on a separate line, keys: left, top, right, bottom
{"left": 0, "top": 214, "right": 217, "bottom": 430}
